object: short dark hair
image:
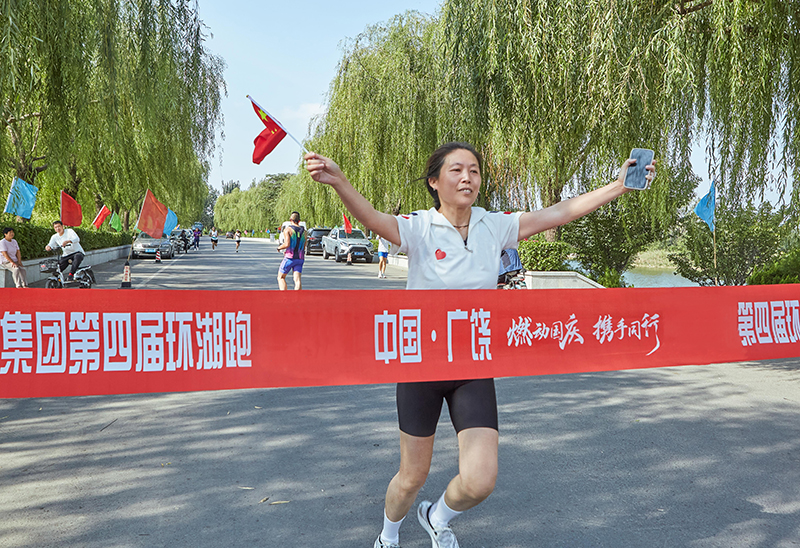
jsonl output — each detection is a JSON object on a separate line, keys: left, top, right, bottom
{"left": 422, "top": 142, "right": 483, "bottom": 209}
{"left": 2, "top": 227, "right": 14, "bottom": 235}
{"left": 290, "top": 211, "right": 300, "bottom": 222}
{"left": 53, "top": 220, "right": 63, "bottom": 226}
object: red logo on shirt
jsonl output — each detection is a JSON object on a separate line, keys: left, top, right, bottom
{"left": 435, "top": 249, "right": 447, "bottom": 260}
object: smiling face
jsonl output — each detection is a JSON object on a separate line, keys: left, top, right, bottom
{"left": 428, "top": 148, "right": 482, "bottom": 210}
{"left": 3, "top": 229, "right": 13, "bottom": 241}
{"left": 53, "top": 222, "right": 64, "bottom": 236}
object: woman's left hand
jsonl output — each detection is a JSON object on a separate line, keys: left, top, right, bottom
{"left": 617, "top": 158, "right": 657, "bottom": 192}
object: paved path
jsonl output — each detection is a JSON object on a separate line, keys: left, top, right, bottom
{"left": 5, "top": 239, "right": 800, "bottom": 547}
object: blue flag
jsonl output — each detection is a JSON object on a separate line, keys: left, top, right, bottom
{"left": 162, "top": 208, "right": 178, "bottom": 236}
{"left": 694, "top": 181, "right": 715, "bottom": 232}
{"left": 4, "top": 177, "right": 38, "bottom": 219}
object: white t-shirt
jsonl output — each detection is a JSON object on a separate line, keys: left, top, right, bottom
{"left": 396, "top": 207, "right": 522, "bottom": 290}
{"left": 378, "top": 237, "right": 391, "bottom": 253}
{"left": 47, "top": 229, "right": 85, "bottom": 256}
{"left": 0, "top": 238, "right": 20, "bottom": 264}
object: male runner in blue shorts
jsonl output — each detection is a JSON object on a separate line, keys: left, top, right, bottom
{"left": 277, "top": 211, "right": 305, "bottom": 290}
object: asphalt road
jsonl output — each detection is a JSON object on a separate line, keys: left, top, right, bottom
{"left": 84, "top": 236, "right": 407, "bottom": 291}
{"left": 4, "top": 238, "right": 800, "bottom": 547}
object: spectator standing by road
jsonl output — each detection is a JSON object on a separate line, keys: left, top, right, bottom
{"left": 276, "top": 212, "right": 305, "bottom": 291}
{"left": 376, "top": 234, "right": 391, "bottom": 279}
{"left": 0, "top": 227, "right": 29, "bottom": 288}
{"left": 210, "top": 227, "right": 219, "bottom": 250}
{"left": 45, "top": 221, "right": 85, "bottom": 281}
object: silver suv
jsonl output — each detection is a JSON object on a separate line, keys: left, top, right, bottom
{"left": 321, "top": 227, "right": 374, "bottom": 263}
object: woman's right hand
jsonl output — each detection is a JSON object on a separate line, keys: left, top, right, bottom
{"left": 304, "top": 152, "right": 346, "bottom": 187}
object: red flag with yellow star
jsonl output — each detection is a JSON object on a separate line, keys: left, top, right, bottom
{"left": 249, "top": 97, "right": 287, "bottom": 164}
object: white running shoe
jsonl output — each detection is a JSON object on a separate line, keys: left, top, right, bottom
{"left": 373, "top": 535, "right": 400, "bottom": 548}
{"left": 417, "top": 500, "right": 460, "bottom": 548}
{"left": 378, "top": 272, "right": 382, "bottom": 278}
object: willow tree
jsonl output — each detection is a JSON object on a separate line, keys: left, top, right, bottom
{"left": 277, "top": 11, "right": 441, "bottom": 227}
{"left": 1, "top": 0, "right": 225, "bottom": 227}
{"left": 440, "top": 0, "right": 800, "bottom": 223}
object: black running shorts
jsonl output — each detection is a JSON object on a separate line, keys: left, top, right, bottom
{"left": 396, "top": 378, "right": 498, "bottom": 438}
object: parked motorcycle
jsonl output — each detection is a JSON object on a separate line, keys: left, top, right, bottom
{"left": 39, "top": 248, "right": 96, "bottom": 289}
{"left": 497, "top": 248, "right": 527, "bottom": 290}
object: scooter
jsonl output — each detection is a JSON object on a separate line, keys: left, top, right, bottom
{"left": 39, "top": 247, "right": 96, "bottom": 289}
{"left": 497, "top": 248, "right": 527, "bottom": 290}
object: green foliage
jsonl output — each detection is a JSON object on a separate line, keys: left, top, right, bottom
{"left": 201, "top": 186, "right": 219, "bottom": 228}
{"left": 286, "top": 0, "right": 800, "bottom": 250}
{"left": 748, "top": 247, "right": 800, "bottom": 285}
{"left": 214, "top": 174, "right": 291, "bottom": 232}
{"left": 518, "top": 237, "right": 573, "bottom": 272}
{"left": 668, "top": 201, "right": 787, "bottom": 286}
{"left": 1, "top": 0, "right": 225, "bottom": 227}
{"left": 3, "top": 221, "right": 132, "bottom": 261}
{"left": 563, "top": 166, "right": 699, "bottom": 283}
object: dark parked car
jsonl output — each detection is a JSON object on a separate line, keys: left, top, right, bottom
{"left": 305, "top": 227, "right": 331, "bottom": 255}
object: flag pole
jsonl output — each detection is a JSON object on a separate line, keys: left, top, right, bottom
{"left": 247, "top": 95, "right": 309, "bottom": 154}
{"left": 713, "top": 229, "right": 718, "bottom": 286}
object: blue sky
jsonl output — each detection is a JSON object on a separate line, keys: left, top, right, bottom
{"left": 198, "top": 0, "right": 720, "bottom": 197}
{"left": 197, "top": 0, "right": 442, "bottom": 191}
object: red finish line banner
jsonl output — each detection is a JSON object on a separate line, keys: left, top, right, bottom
{"left": 1, "top": 286, "right": 799, "bottom": 399}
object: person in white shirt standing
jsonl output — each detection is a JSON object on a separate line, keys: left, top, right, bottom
{"left": 376, "top": 234, "right": 391, "bottom": 278}
{"left": 0, "top": 227, "right": 29, "bottom": 288}
{"left": 45, "top": 220, "right": 86, "bottom": 280}
{"left": 305, "top": 142, "right": 655, "bottom": 548}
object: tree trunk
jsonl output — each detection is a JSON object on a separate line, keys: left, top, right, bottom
{"left": 123, "top": 211, "right": 130, "bottom": 231}
{"left": 541, "top": 177, "right": 564, "bottom": 242}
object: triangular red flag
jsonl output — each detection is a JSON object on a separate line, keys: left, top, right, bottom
{"left": 249, "top": 98, "right": 287, "bottom": 164}
{"left": 137, "top": 189, "right": 168, "bottom": 239}
{"left": 60, "top": 191, "right": 83, "bottom": 226}
{"left": 92, "top": 204, "right": 111, "bottom": 229}
{"left": 343, "top": 213, "right": 353, "bottom": 234}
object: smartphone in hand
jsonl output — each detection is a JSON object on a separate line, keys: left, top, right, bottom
{"left": 623, "top": 148, "right": 654, "bottom": 190}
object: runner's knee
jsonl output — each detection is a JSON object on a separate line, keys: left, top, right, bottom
{"left": 458, "top": 468, "right": 496, "bottom": 501}
{"left": 396, "top": 467, "right": 428, "bottom": 494}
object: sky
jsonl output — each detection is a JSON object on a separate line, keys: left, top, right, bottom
{"left": 197, "top": 0, "right": 443, "bottom": 192}
{"left": 196, "top": 0, "right": 722, "bottom": 197}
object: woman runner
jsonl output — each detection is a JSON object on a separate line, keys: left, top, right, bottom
{"left": 305, "top": 142, "right": 654, "bottom": 548}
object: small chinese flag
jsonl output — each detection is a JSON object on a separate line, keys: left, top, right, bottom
{"left": 92, "top": 204, "right": 111, "bottom": 229}
{"left": 137, "top": 189, "right": 168, "bottom": 239}
{"left": 250, "top": 97, "right": 287, "bottom": 164}
{"left": 343, "top": 213, "right": 353, "bottom": 234}
{"left": 60, "top": 191, "right": 83, "bottom": 226}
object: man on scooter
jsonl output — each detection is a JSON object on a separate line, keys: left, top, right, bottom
{"left": 45, "top": 220, "right": 86, "bottom": 281}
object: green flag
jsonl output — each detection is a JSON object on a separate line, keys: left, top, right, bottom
{"left": 109, "top": 212, "right": 122, "bottom": 231}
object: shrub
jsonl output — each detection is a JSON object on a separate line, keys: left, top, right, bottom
{"left": 518, "top": 237, "right": 573, "bottom": 271}
{"left": 1, "top": 222, "right": 133, "bottom": 260}
{"left": 747, "top": 247, "right": 800, "bottom": 285}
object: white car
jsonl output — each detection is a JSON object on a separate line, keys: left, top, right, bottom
{"left": 321, "top": 226, "right": 374, "bottom": 263}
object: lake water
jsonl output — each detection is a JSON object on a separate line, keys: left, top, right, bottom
{"left": 623, "top": 266, "right": 698, "bottom": 288}
{"left": 565, "top": 260, "right": 698, "bottom": 288}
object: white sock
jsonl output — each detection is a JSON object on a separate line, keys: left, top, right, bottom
{"left": 429, "top": 491, "right": 462, "bottom": 529}
{"left": 380, "top": 510, "right": 404, "bottom": 545}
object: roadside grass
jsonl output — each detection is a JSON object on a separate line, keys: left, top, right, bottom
{"left": 631, "top": 247, "right": 675, "bottom": 269}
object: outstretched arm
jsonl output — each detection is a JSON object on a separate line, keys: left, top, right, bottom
{"left": 518, "top": 158, "right": 655, "bottom": 241}
{"left": 304, "top": 152, "right": 401, "bottom": 246}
